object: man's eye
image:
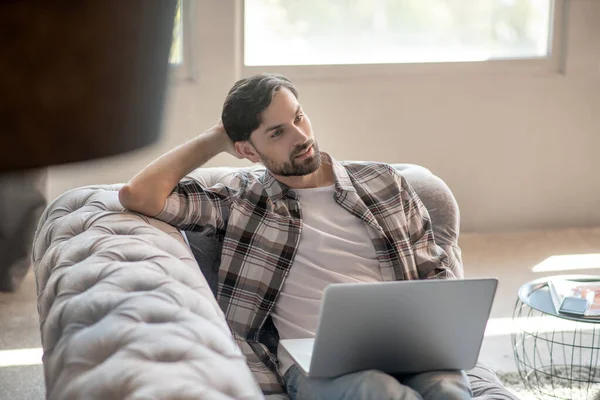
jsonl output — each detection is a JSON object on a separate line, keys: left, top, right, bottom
{"left": 272, "top": 129, "right": 283, "bottom": 138}
{"left": 295, "top": 114, "right": 304, "bottom": 122}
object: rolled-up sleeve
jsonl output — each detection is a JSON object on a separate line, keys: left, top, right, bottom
{"left": 155, "top": 178, "right": 239, "bottom": 236}
{"left": 397, "top": 174, "right": 457, "bottom": 280}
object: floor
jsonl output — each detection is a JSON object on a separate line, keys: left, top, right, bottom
{"left": 1, "top": 226, "right": 600, "bottom": 400}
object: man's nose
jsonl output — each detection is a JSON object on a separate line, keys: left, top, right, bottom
{"left": 291, "top": 125, "right": 309, "bottom": 143}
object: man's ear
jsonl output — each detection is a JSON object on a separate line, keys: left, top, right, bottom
{"left": 235, "top": 141, "right": 261, "bottom": 163}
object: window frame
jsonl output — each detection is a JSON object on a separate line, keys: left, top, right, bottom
{"left": 238, "top": 0, "right": 567, "bottom": 80}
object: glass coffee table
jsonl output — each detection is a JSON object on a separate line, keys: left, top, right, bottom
{"left": 513, "top": 275, "right": 600, "bottom": 400}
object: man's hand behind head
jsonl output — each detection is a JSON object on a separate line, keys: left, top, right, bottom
{"left": 213, "top": 119, "right": 243, "bottom": 160}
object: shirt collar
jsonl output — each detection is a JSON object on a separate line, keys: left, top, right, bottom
{"left": 260, "top": 152, "right": 356, "bottom": 202}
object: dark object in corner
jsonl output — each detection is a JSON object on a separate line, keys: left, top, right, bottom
{"left": 0, "top": 170, "right": 47, "bottom": 291}
{"left": 0, "top": 0, "right": 178, "bottom": 172}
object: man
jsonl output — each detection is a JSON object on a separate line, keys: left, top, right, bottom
{"left": 119, "top": 73, "right": 471, "bottom": 400}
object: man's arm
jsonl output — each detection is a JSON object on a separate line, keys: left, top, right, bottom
{"left": 118, "top": 121, "right": 239, "bottom": 217}
{"left": 395, "top": 172, "right": 457, "bottom": 280}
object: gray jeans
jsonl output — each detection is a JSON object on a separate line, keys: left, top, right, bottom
{"left": 283, "top": 364, "right": 472, "bottom": 400}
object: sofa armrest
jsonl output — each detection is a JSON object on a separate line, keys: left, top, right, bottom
{"left": 33, "top": 185, "right": 263, "bottom": 400}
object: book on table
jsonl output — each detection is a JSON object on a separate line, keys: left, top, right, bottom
{"left": 548, "top": 279, "right": 600, "bottom": 318}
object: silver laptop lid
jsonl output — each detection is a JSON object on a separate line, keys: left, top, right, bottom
{"left": 308, "top": 278, "right": 498, "bottom": 378}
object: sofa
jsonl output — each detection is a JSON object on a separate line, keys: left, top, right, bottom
{"left": 33, "top": 164, "right": 517, "bottom": 399}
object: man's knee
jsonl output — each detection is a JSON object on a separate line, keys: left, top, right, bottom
{"left": 349, "top": 370, "right": 422, "bottom": 400}
{"left": 430, "top": 378, "right": 471, "bottom": 400}
{"left": 402, "top": 370, "right": 471, "bottom": 400}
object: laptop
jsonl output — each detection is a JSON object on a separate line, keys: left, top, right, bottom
{"left": 279, "top": 278, "right": 498, "bottom": 378}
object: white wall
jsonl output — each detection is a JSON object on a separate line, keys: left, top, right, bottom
{"left": 48, "top": 0, "right": 600, "bottom": 233}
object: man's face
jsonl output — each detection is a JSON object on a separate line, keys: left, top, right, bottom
{"left": 247, "top": 88, "right": 321, "bottom": 177}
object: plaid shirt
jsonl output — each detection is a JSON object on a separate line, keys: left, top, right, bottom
{"left": 157, "top": 153, "right": 455, "bottom": 394}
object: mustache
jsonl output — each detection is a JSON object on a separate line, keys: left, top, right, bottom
{"left": 291, "top": 140, "right": 315, "bottom": 157}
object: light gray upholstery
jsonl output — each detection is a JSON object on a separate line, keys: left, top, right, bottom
{"left": 395, "top": 165, "right": 463, "bottom": 278}
{"left": 33, "top": 184, "right": 262, "bottom": 400}
{"left": 33, "top": 164, "right": 515, "bottom": 400}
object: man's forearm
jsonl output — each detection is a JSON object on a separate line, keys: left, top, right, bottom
{"left": 119, "top": 126, "right": 227, "bottom": 217}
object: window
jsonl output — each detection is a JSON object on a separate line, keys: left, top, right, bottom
{"left": 170, "top": 0, "right": 183, "bottom": 64}
{"left": 244, "top": 0, "right": 556, "bottom": 67}
{"left": 170, "top": 0, "right": 196, "bottom": 81}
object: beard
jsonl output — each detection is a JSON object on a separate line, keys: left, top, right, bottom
{"left": 258, "top": 140, "right": 322, "bottom": 177}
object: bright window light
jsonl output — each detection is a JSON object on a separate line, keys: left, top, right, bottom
{"left": 532, "top": 254, "right": 600, "bottom": 273}
{"left": 0, "top": 347, "right": 43, "bottom": 368}
{"left": 169, "top": 0, "right": 183, "bottom": 64}
{"left": 485, "top": 316, "right": 594, "bottom": 337}
{"left": 244, "top": 0, "right": 554, "bottom": 66}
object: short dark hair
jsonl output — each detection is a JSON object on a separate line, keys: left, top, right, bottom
{"left": 221, "top": 73, "right": 298, "bottom": 142}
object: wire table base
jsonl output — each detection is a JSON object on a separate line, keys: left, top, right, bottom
{"left": 513, "top": 286, "right": 600, "bottom": 400}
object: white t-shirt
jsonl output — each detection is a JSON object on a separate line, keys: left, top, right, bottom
{"left": 270, "top": 184, "right": 383, "bottom": 375}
